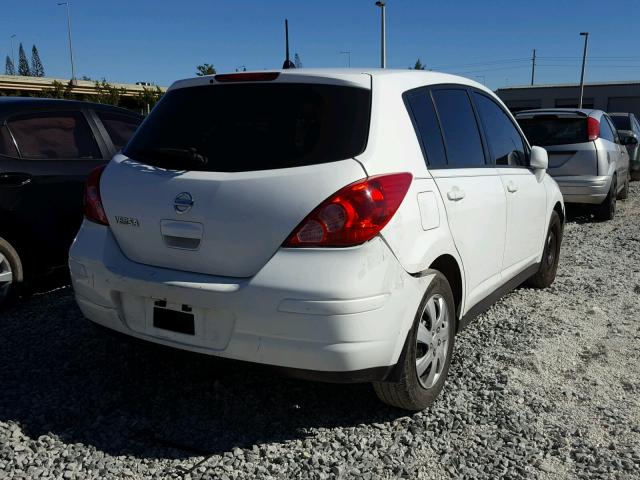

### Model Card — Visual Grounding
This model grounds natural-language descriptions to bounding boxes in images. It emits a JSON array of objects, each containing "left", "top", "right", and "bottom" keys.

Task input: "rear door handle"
[
  {"left": 506, "top": 181, "right": 519, "bottom": 193},
  {"left": 447, "top": 187, "right": 465, "bottom": 201},
  {"left": 0, "top": 172, "right": 32, "bottom": 186}
]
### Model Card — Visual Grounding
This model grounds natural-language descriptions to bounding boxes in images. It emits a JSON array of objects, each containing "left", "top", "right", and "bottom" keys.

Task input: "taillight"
[
  {"left": 283, "top": 173, "right": 413, "bottom": 248},
  {"left": 588, "top": 117, "right": 600, "bottom": 141},
  {"left": 84, "top": 165, "right": 109, "bottom": 225}
]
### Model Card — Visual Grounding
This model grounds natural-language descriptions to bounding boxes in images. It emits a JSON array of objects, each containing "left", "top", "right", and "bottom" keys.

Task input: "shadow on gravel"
[
  {"left": 0, "top": 289, "right": 402, "bottom": 460},
  {"left": 565, "top": 204, "right": 599, "bottom": 224}
]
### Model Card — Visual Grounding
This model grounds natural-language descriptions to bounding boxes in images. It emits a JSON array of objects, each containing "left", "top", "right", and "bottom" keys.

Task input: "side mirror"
[
  {"left": 530, "top": 146, "right": 548, "bottom": 171},
  {"left": 620, "top": 132, "right": 638, "bottom": 145}
]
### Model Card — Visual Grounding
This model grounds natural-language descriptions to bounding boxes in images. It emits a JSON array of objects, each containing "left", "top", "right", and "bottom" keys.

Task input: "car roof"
[
  {"left": 608, "top": 112, "right": 632, "bottom": 117},
  {"left": 0, "top": 97, "right": 142, "bottom": 117},
  {"left": 169, "top": 68, "right": 494, "bottom": 97}
]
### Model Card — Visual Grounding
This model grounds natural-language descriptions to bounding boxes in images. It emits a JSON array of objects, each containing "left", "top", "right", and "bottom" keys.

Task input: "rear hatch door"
[
  {"left": 100, "top": 73, "right": 372, "bottom": 278},
  {"left": 517, "top": 112, "right": 597, "bottom": 176}
]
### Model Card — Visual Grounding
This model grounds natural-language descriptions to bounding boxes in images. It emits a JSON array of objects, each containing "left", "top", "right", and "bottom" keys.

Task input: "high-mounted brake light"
[
  {"left": 283, "top": 173, "right": 413, "bottom": 248},
  {"left": 214, "top": 72, "right": 280, "bottom": 83},
  {"left": 84, "top": 165, "right": 109, "bottom": 225},
  {"left": 587, "top": 116, "right": 600, "bottom": 141}
]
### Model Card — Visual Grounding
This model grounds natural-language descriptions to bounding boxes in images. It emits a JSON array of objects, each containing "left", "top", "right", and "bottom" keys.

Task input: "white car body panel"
[{"left": 102, "top": 156, "right": 366, "bottom": 278}]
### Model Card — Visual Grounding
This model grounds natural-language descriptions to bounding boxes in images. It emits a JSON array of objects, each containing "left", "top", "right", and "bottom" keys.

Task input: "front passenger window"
[{"left": 473, "top": 92, "right": 527, "bottom": 167}]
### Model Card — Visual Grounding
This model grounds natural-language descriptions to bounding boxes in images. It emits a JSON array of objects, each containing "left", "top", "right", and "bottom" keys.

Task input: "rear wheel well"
[
  {"left": 553, "top": 202, "right": 564, "bottom": 225},
  {"left": 429, "top": 255, "right": 462, "bottom": 319}
]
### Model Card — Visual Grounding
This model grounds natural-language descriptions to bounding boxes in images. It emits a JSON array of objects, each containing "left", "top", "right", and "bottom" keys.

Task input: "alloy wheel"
[
  {"left": 545, "top": 229, "right": 557, "bottom": 269},
  {"left": 415, "top": 293, "right": 450, "bottom": 389},
  {"left": 0, "top": 252, "right": 13, "bottom": 299}
]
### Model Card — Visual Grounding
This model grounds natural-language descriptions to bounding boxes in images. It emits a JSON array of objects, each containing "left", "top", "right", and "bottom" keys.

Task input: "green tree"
[
  {"left": 294, "top": 53, "right": 302, "bottom": 68},
  {"left": 94, "top": 79, "right": 126, "bottom": 106},
  {"left": 411, "top": 58, "right": 426, "bottom": 70},
  {"left": 5, "top": 56, "right": 15, "bottom": 75},
  {"left": 196, "top": 63, "right": 216, "bottom": 76},
  {"left": 18, "top": 43, "right": 31, "bottom": 76},
  {"left": 135, "top": 85, "right": 164, "bottom": 115},
  {"left": 31, "top": 45, "right": 45, "bottom": 77},
  {"left": 42, "top": 80, "right": 74, "bottom": 99}
]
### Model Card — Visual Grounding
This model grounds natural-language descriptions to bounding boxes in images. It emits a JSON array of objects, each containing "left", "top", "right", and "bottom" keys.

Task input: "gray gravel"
[{"left": 1, "top": 184, "right": 640, "bottom": 480}]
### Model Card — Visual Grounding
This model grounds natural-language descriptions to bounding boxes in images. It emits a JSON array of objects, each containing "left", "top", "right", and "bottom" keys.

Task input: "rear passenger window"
[
  {"left": 432, "top": 89, "right": 485, "bottom": 168},
  {"left": 8, "top": 111, "right": 101, "bottom": 160},
  {"left": 96, "top": 111, "right": 141, "bottom": 151},
  {"left": 599, "top": 117, "right": 615, "bottom": 142},
  {"left": 404, "top": 88, "right": 447, "bottom": 168},
  {"left": 604, "top": 116, "right": 620, "bottom": 143},
  {"left": 473, "top": 92, "right": 527, "bottom": 167},
  {"left": 0, "top": 125, "right": 18, "bottom": 157}
]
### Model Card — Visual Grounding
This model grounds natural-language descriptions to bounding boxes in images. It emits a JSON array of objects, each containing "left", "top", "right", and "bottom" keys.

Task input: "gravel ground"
[{"left": 1, "top": 184, "right": 640, "bottom": 480}]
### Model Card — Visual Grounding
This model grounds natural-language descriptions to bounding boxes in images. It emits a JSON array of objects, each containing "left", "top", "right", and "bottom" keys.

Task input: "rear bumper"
[
  {"left": 553, "top": 175, "right": 611, "bottom": 204},
  {"left": 69, "top": 221, "right": 428, "bottom": 380}
]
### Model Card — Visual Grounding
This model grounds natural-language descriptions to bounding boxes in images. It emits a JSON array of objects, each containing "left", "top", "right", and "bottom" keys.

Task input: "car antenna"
[{"left": 282, "top": 19, "right": 295, "bottom": 69}]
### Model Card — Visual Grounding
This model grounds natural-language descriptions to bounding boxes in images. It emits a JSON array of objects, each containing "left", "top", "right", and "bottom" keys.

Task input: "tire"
[
  {"left": 618, "top": 174, "right": 630, "bottom": 200},
  {"left": 593, "top": 177, "right": 617, "bottom": 221},
  {"left": 373, "top": 271, "right": 455, "bottom": 411},
  {"left": 0, "top": 236, "right": 23, "bottom": 308},
  {"left": 526, "top": 211, "right": 562, "bottom": 289}
]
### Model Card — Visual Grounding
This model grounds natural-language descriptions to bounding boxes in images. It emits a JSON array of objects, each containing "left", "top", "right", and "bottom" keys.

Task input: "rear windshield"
[
  {"left": 517, "top": 116, "right": 588, "bottom": 146},
  {"left": 610, "top": 115, "right": 630, "bottom": 131},
  {"left": 123, "top": 83, "right": 371, "bottom": 172}
]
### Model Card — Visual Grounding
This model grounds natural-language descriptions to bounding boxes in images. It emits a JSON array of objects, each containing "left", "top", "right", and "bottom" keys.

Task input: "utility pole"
[
  {"left": 57, "top": 2, "right": 77, "bottom": 85},
  {"left": 375, "top": 1, "right": 386, "bottom": 68},
  {"left": 578, "top": 32, "right": 589, "bottom": 109},
  {"left": 531, "top": 49, "right": 536, "bottom": 86}
]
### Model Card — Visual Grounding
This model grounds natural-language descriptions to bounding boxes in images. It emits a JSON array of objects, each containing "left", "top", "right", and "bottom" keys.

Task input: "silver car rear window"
[{"left": 517, "top": 116, "right": 588, "bottom": 146}]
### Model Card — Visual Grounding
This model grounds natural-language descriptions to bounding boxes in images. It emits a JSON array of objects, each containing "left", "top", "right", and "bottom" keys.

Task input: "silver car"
[
  {"left": 609, "top": 112, "right": 640, "bottom": 180},
  {"left": 516, "top": 109, "right": 629, "bottom": 220}
]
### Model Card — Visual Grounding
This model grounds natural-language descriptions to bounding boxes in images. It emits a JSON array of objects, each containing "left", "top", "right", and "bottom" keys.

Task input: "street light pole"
[
  {"left": 578, "top": 32, "right": 589, "bottom": 109},
  {"left": 340, "top": 51, "right": 351, "bottom": 67},
  {"left": 375, "top": 1, "right": 386, "bottom": 68},
  {"left": 57, "top": 2, "right": 76, "bottom": 85},
  {"left": 10, "top": 34, "right": 16, "bottom": 71}
]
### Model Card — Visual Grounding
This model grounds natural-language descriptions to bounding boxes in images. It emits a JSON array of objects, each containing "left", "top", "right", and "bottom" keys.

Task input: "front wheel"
[
  {"left": 526, "top": 211, "right": 562, "bottom": 289},
  {"left": 373, "top": 271, "right": 455, "bottom": 411}
]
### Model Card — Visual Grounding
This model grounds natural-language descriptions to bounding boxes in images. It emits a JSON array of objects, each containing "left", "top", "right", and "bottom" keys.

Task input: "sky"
[{"left": 2, "top": 0, "right": 639, "bottom": 90}]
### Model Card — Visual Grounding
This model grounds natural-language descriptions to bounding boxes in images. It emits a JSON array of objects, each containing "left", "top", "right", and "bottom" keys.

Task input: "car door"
[
  {"left": 471, "top": 91, "right": 547, "bottom": 277},
  {"left": 602, "top": 114, "right": 628, "bottom": 183},
  {"left": 2, "top": 108, "right": 108, "bottom": 267},
  {"left": 424, "top": 87, "right": 507, "bottom": 311}
]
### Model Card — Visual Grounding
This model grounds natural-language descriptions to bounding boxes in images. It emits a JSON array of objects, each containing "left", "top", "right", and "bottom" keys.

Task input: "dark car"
[
  {"left": 609, "top": 112, "right": 640, "bottom": 180},
  {"left": 0, "top": 98, "right": 143, "bottom": 305}
]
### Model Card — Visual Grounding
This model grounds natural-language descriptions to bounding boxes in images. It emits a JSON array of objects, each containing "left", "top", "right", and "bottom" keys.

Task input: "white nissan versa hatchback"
[{"left": 70, "top": 70, "right": 564, "bottom": 411}]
